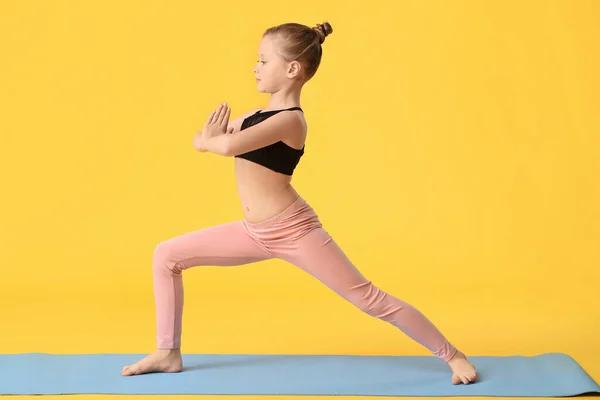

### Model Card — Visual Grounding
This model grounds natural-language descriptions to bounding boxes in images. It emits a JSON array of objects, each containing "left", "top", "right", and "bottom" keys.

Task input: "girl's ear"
[{"left": 288, "top": 61, "right": 302, "bottom": 77}]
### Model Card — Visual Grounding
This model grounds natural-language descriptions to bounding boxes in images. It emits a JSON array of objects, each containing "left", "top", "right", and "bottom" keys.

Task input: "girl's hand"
[
  {"left": 194, "top": 102, "right": 235, "bottom": 152},
  {"left": 202, "top": 103, "right": 234, "bottom": 140}
]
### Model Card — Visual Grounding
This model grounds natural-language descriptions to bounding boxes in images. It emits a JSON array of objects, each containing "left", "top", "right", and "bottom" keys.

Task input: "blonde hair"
[{"left": 263, "top": 22, "right": 333, "bottom": 81}]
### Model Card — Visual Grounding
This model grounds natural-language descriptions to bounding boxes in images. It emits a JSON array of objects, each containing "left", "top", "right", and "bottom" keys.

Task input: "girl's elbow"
[
  {"left": 222, "top": 139, "right": 246, "bottom": 157},
  {"left": 221, "top": 141, "right": 234, "bottom": 157}
]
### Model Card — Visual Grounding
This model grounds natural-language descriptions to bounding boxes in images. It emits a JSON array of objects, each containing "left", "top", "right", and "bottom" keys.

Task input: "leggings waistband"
[{"left": 244, "top": 195, "right": 307, "bottom": 229}]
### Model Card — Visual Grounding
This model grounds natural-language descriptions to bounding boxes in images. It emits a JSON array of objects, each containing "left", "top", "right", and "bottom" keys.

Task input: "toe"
[
  {"left": 452, "top": 374, "right": 461, "bottom": 385},
  {"left": 122, "top": 366, "right": 135, "bottom": 376}
]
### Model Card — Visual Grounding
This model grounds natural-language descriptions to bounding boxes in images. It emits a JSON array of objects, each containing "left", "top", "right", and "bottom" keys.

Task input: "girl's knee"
[
  {"left": 348, "top": 281, "right": 403, "bottom": 319},
  {"left": 153, "top": 242, "right": 183, "bottom": 274}
]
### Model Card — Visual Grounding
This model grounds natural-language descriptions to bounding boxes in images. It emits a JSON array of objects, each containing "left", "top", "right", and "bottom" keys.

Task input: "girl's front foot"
[{"left": 121, "top": 349, "right": 183, "bottom": 376}]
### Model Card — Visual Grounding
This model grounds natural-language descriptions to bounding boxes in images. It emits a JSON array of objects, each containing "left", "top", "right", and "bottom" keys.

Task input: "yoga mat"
[{"left": 1, "top": 352, "right": 599, "bottom": 397}]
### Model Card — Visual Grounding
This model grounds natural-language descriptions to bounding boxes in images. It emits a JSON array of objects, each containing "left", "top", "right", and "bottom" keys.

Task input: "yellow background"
[{"left": 1, "top": 0, "right": 599, "bottom": 399}]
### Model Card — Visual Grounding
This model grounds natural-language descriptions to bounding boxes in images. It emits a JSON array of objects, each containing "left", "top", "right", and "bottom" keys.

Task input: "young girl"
[{"left": 121, "top": 21, "right": 477, "bottom": 385}]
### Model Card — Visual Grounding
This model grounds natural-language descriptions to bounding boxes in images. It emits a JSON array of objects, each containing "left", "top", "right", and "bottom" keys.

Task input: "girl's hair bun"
[{"left": 313, "top": 22, "right": 333, "bottom": 44}]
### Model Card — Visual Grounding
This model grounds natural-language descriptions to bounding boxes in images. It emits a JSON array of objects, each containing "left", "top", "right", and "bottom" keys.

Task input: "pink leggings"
[{"left": 152, "top": 195, "right": 460, "bottom": 362}]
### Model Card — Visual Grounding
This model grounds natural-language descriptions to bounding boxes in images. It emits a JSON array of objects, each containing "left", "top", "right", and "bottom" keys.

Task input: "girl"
[{"left": 121, "top": 21, "right": 477, "bottom": 385}]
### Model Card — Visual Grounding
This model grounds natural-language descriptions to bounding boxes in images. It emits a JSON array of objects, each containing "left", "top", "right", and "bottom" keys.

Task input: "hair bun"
[{"left": 313, "top": 22, "right": 333, "bottom": 44}]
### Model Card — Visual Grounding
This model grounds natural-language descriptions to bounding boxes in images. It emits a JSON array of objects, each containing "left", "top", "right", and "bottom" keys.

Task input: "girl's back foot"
[{"left": 447, "top": 351, "right": 477, "bottom": 384}]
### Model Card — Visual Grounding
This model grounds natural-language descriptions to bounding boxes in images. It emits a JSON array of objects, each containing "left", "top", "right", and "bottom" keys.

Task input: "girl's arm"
[
  {"left": 193, "top": 107, "right": 260, "bottom": 154},
  {"left": 212, "top": 111, "right": 304, "bottom": 157}
]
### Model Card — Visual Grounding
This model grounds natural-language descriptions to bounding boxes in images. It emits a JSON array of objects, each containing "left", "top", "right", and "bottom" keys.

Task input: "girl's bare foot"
[
  {"left": 446, "top": 351, "right": 477, "bottom": 384},
  {"left": 121, "top": 349, "right": 183, "bottom": 376}
]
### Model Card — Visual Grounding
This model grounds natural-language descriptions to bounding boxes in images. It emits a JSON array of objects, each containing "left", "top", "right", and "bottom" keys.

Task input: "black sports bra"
[{"left": 235, "top": 107, "right": 304, "bottom": 176}]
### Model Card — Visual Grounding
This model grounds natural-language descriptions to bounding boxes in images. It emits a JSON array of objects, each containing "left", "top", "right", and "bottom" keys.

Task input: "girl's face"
[{"left": 253, "top": 35, "right": 301, "bottom": 92}]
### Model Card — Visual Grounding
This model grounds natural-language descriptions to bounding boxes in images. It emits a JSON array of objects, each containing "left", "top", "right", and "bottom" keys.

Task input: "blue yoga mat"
[{"left": 1, "top": 352, "right": 598, "bottom": 396}]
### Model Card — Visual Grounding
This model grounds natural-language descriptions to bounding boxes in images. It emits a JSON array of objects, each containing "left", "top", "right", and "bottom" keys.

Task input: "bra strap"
[{"left": 257, "top": 106, "right": 303, "bottom": 114}]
